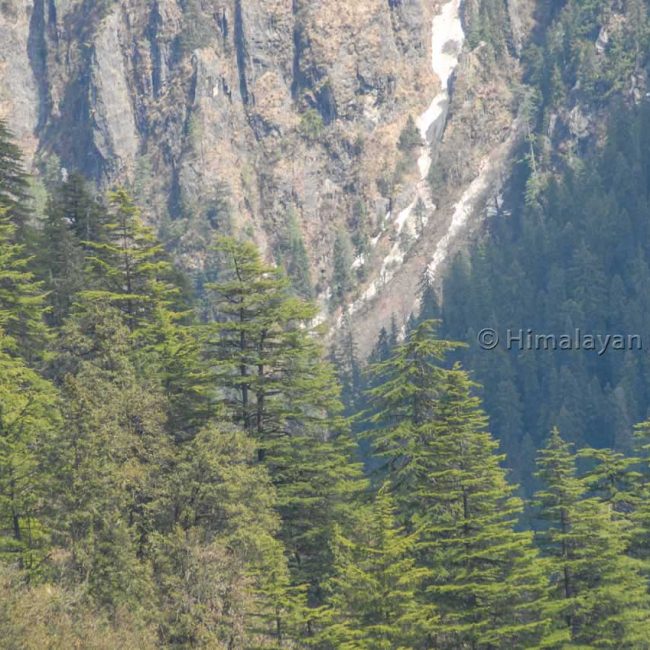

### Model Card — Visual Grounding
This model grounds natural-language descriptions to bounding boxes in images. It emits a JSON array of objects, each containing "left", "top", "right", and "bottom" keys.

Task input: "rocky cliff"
[{"left": 0, "top": 0, "right": 534, "bottom": 350}]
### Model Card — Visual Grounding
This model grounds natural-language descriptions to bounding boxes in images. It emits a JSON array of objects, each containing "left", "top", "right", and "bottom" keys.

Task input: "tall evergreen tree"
[
  {"left": 415, "top": 367, "right": 552, "bottom": 649},
  {"left": 365, "top": 320, "right": 460, "bottom": 505},
  {"left": 49, "top": 302, "right": 164, "bottom": 622},
  {"left": 205, "top": 236, "right": 368, "bottom": 620},
  {"left": 154, "top": 424, "right": 300, "bottom": 647},
  {"left": 0, "top": 330, "right": 59, "bottom": 574},
  {"left": 36, "top": 174, "right": 107, "bottom": 327},
  {"left": 534, "top": 429, "right": 650, "bottom": 647},
  {"left": 82, "top": 189, "right": 178, "bottom": 333},
  {"left": 0, "top": 208, "right": 49, "bottom": 359},
  {"left": 0, "top": 120, "right": 31, "bottom": 234},
  {"left": 317, "top": 485, "right": 427, "bottom": 649},
  {"left": 332, "top": 231, "right": 354, "bottom": 306}
]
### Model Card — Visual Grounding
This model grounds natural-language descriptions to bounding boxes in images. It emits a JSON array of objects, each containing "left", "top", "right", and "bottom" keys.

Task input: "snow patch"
[
  {"left": 345, "top": 0, "right": 465, "bottom": 319},
  {"left": 426, "top": 159, "right": 491, "bottom": 282}
]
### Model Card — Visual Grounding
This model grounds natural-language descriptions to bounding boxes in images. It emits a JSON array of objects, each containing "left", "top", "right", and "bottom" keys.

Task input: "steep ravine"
[
  {"left": 345, "top": 0, "right": 465, "bottom": 320},
  {"left": 343, "top": 0, "right": 529, "bottom": 352}
]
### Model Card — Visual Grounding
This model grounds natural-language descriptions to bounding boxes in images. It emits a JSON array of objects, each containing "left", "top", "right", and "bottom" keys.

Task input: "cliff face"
[{"left": 0, "top": 0, "right": 534, "bottom": 349}]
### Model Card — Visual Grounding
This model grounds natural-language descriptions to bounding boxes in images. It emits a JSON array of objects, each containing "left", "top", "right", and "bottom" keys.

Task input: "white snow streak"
[{"left": 348, "top": 0, "right": 465, "bottom": 316}]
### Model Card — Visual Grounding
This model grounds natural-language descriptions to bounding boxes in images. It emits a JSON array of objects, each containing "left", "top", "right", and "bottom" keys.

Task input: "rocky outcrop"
[
  {"left": 0, "top": 0, "right": 435, "bottom": 276},
  {"left": 0, "top": 0, "right": 40, "bottom": 160},
  {"left": 0, "top": 0, "right": 537, "bottom": 353}
]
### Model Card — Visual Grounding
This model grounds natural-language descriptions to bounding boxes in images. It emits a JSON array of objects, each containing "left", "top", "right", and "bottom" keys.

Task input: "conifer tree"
[
  {"left": 0, "top": 208, "right": 49, "bottom": 359},
  {"left": 534, "top": 429, "right": 650, "bottom": 647},
  {"left": 49, "top": 302, "right": 164, "bottom": 621},
  {"left": 317, "top": 485, "right": 427, "bottom": 649},
  {"left": 0, "top": 120, "right": 31, "bottom": 234},
  {"left": 205, "top": 236, "right": 368, "bottom": 617},
  {"left": 82, "top": 189, "right": 178, "bottom": 332},
  {"left": 0, "top": 330, "right": 59, "bottom": 574},
  {"left": 78, "top": 189, "right": 210, "bottom": 439},
  {"left": 365, "top": 320, "right": 460, "bottom": 507},
  {"left": 625, "top": 419, "right": 650, "bottom": 564},
  {"left": 332, "top": 311, "right": 362, "bottom": 414},
  {"left": 37, "top": 174, "right": 107, "bottom": 327},
  {"left": 332, "top": 230, "right": 354, "bottom": 306},
  {"left": 0, "top": 203, "right": 57, "bottom": 574},
  {"left": 39, "top": 193, "right": 85, "bottom": 327},
  {"left": 415, "top": 367, "right": 552, "bottom": 649},
  {"left": 154, "top": 424, "right": 301, "bottom": 647}
]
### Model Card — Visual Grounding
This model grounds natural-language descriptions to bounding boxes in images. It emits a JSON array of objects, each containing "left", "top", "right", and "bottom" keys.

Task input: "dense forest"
[
  {"left": 330, "top": 0, "right": 650, "bottom": 496},
  {"left": 4, "top": 1, "right": 650, "bottom": 647},
  {"left": 4, "top": 105, "right": 650, "bottom": 648}
]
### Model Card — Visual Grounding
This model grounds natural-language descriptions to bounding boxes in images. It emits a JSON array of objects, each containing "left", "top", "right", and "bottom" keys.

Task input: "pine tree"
[
  {"left": 205, "top": 236, "right": 368, "bottom": 620},
  {"left": 0, "top": 205, "right": 57, "bottom": 573},
  {"left": 60, "top": 172, "right": 109, "bottom": 246},
  {"left": 534, "top": 429, "right": 650, "bottom": 647},
  {"left": 415, "top": 367, "right": 552, "bottom": 649},
  {"left": 280, "top": 210, "right": 313, "bottom": 300},
  {"left": 77, "top": 189, "right": 210, "bottom": 439},
  {"left": 365, "top": 320, "right": 460, "bottom": 506},
  {"left": 82, "top": 188, "right": 178, "bottom": 332},
  {"left": 0, "top": 120, "right": 31, "bottom": 234},
  {"left": 317, "top": 484, "right": 427, "bottom": 649},
  {"left": 332, "top": 310, "right": 362, "bottom": 414},
  {"left": 37, "top": 173, "right": 108, "bottom": 327},
  {"left": 626, "top": 419, "right": 650, "bottom": 564},
  {"left": 154, "top": 424, "right": 301, "bottom": 647},
  {"left": 398, "top": 115, "right": 423, "bottom": 151},
  {"left": 49, "top": 302, "right": 165, "bottom": 622},
  {"left": 38, "top": 192, "right": 85, "bottom": 327},
  {"left": 0, "top": 329, "right": 60, "bottom": 574},
  {"left": 0, "top": 208, "right": 49, "bottom": 359},
  {"left": 332, "top": 231, "right": 354, "bottom": 306}
]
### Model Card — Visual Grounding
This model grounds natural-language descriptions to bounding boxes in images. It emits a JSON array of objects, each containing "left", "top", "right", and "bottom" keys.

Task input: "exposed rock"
[
  {"left": 90, "top": 6, "right": 139, "bottom": 178},
  {"left": 0, "top": 0, "right": 39, "bottom": 159},
  {"left": 1, "top": 0, "right": 533, "bottom": 354},
  {"left": 566, "top": 105, "right": 591, "bottom": 140}
]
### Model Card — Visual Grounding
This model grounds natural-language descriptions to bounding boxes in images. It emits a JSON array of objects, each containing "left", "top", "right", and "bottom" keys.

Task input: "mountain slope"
[{"left": 0, "top": 0, "right": 536, "bottom": 346}]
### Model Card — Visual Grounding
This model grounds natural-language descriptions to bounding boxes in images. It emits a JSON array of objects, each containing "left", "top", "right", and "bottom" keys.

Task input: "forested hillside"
[
  {"left": 6, "top": 0, "right": 650, "bottom": 647},
  {"left": 4, "top": 110, "right": 650, "bottom": 647},
  {"left": 335, "top": 0, "right": 650, "bottom": 494},
  {"left": 428, "top": 0, "right": 650, "bottom": 491}
]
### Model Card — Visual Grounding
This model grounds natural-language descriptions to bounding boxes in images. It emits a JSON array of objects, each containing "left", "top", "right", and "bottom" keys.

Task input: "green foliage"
[
  {"left": 0, "top": 120, "right": 31, "bottom": 233},
  {"left": 154, "top": 425, "right": 300, "bottom": 647},
  {"left": 36, "top": 173, "right": 104, "bottom": 327},
  {"left": 367, "top": 340, "right": 553, "bottom": 648},
  {"left": 438, "top": 101, "right": 650, "bottom": 490},
  {"left": 0, "top": 564, "right": 157, "bottom": 649},
  {"left": 3, "top": 115, "right": 650, "bottom": 649},
  {"left": 365, "top": 320, "right": 461, "bottom": 493},
  {"left": 205, "top": 236, "right": 368, "bottom": 624},
  {"left": 397, "top": 116, "right": 423, "bottom": 152},
  {"left": 0, "top": 331, "right": 59, "bottom": 574},
  {"left": 534, "top": 429, "right": 650, "bottom": 647},
  {"left": 414, "top": 368, "right": 552, "bottom": 649},
  {"left": 82, "top": 188, "right": 179, "bottom": 332},
  {"left": 276, "top": 210, "right": 314, "bottom": 299},
  {"left": 316, "top": 485, "right": 425, "bottom": 649},
  {"left": 299, "top": 109, "right": 325, "bottom": 141},
  {"left": 0, "top": 209, "right": 48, "bottom": 358},
  {"left": 331, "top": 230, "right": 354, "bottom": 307},
  {"left": 465, "top": 0, "right": 511, "bottom": 56}
]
